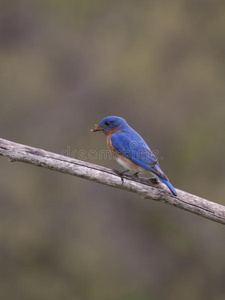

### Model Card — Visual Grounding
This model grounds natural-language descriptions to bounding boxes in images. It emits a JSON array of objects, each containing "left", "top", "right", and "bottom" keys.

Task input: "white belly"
[
  {"left": 115, "top": 157, "right": 158, "bottom": 178},
  {"left": 115, "top": 157, "right": 145, "bottom": 173}
]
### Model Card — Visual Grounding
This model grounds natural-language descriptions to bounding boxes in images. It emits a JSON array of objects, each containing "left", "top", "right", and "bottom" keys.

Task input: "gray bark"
[{"left": 0, "top": 138, "right": 224, "bottom": 225}]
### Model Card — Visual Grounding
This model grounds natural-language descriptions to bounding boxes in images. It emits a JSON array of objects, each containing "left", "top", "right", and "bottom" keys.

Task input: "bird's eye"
[{"left": 105, "top": 121, "right": 111, "bottom": 126}]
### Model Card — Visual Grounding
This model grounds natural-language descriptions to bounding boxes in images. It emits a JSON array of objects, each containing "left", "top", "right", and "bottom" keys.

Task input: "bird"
[{"left": 91, "top": 116, "right": 177, "bottom": 196}]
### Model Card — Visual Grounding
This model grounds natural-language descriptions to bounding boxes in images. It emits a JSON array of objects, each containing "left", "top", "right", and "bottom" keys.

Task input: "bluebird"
[{"left": 91, "top": 116, "right": 177, "bottom": 196}]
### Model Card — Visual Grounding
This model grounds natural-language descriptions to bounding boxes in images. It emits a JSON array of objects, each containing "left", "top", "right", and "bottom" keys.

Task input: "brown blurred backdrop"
[{"left": 0, "top": 1, "right": 225, "bottom": 299}]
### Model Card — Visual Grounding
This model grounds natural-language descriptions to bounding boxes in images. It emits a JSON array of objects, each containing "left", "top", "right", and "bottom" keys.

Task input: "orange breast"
[{"left": 106, "top": 131, "right": 118, "bottom": 157}]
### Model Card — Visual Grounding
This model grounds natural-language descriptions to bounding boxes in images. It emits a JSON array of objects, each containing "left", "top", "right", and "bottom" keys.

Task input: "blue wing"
[
  {"left": 111, "top": 131, "right": 166, "bottom": 177},
  {"left": 111, "top": 131, "right": 177, "bottom": 196},
  {"left": 111, "top": 131, "right": 156, "bottom": 165}
]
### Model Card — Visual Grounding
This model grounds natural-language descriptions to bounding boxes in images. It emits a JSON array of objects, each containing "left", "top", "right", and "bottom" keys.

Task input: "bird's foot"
[
  {"left": 113, "top": 169, "right": 129, "bottom": 184},
  {"left": 148, "top": 177, "right": 158, "bottom": 184}
]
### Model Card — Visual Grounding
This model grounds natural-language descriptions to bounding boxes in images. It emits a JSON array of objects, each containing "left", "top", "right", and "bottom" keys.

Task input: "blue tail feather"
[{"left": 158, "top": 176, "right": 177, "bottom": 196}]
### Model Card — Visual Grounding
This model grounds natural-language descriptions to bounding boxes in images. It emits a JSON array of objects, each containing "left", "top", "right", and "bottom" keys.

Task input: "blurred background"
[{"left": 0, "top": 0, "right": 225, "bottom": 299}]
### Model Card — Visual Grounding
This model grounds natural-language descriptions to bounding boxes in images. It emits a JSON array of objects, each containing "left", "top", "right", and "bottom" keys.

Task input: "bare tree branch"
[{"left": 0, "top": 138, "right": 224, "bottom": 225}]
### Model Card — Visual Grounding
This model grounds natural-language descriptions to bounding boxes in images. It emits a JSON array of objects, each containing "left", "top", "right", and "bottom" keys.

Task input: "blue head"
[{"left": 91, "top": 116, "right": 128, "bottom": 134}]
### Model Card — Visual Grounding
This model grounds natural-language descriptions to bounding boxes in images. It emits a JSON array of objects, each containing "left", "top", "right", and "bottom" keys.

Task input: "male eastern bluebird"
[{"left": 91, "top": 116, "right": 177, "bottom": 196}]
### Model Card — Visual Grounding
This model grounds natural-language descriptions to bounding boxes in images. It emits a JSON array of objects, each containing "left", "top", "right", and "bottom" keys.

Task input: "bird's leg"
[
  {"left": 113, "top": 169, "right": 129, "bottom": 176},
  {"left": 131, "top": 172, "right": 139, "bottom": 178},
  {"left": 113, "top": 169, "right": 129, "bottom": 184}
]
